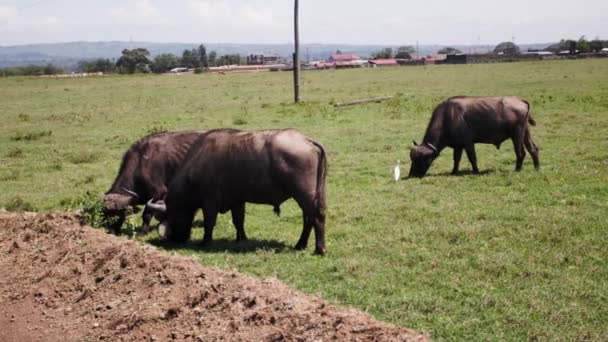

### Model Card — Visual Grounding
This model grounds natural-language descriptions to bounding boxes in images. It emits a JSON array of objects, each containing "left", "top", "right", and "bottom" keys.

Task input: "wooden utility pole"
[{"left": 293, "top": 0, "right": 301, "bottom": 103}]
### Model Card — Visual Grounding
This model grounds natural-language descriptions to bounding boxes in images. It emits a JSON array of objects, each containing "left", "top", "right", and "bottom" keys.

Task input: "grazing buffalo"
[
  {"left": 147, "top": 129, "right": 328, "bottom": 255},
  {"left": 102, "top": 130, "right": 204, "bottom": 235},
  {"left": 409, "top": 96, "right": 540, "bottom": 177}
]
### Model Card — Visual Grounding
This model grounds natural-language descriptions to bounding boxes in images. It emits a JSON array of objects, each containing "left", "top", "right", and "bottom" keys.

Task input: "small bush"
[
  {"left": 65, "top": 192, "right": 137, "bottom": 234},
  {"left": 4, "top": 196, "right": 35, "bottom": 212},
  {"left": 18, "top": 113, "right": 30, "bottom": 122},
  {"left": 64, "top": 191, "right": 106, "bottom": 228}
]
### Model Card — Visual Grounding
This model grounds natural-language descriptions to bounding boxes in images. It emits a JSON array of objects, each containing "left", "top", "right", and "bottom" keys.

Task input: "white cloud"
[
  {"left": 186, "top": 0, "right": 283, "bottom": 29},
  {"left": 110, "top": 0, "right": 168, "bottom": 25},
  {"left": 0, "top": 5, "right": 62, "bottom": 35},
  {"left": 0, "top": 5, "right": 17, "bottom": 20}
]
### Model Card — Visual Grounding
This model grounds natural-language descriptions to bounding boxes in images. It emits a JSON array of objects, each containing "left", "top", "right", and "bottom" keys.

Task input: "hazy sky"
[{"left": 0, "top": 0, "right": 606, "bottom": 46}]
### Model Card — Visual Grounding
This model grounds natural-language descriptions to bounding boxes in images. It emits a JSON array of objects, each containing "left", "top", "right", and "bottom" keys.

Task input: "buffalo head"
[
  {"left": 146, "top": 199, "right": 193, "bottom": 242},
  {"left": 408, "top": 141, "right": 439, "bottom": 177},
  {"left": 102, "top": 193, "right": 137, "bottom": 235}
]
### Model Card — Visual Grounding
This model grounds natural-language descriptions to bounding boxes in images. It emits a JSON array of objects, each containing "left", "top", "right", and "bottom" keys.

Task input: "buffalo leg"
[
  {"left": 464, "top": 144, "right": 480, "bottom": 173},
  {"left": 524, "top": 128, "right": 540, "bottom": 170},
  {"left": 107, "top": 214, "right": 125, "bottom": 235},
  {"left": 452, "top": 147, "right": 463, "bottom": 174},
  {"left": 231, "top": 203, "right": 248, "bottom": 243},
  {"left": 311, "top": 211, "right": 326, "bottom": 256},
  {"left": 201, "top": 207, "right": 218, "bottom": 246},
  {"left": 295, "top": 214, "right": 312, "bottom": 251},
  {"left": 294, "top": 196, "right": 326, "bottom": 255},
  {"left": 512, "top": 132, "right": 526, "bottom": 171},
  {"left": 137, "top": 205, "right": 154, "bottom": 236}
]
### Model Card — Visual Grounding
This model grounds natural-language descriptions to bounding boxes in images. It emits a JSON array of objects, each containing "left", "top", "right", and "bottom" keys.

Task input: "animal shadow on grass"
[
  {"left": 148, "top": 235, "right": 289, "bottom": 254},
  {"left": 406, "top": 169, "right": 495, "bottom": 179}
]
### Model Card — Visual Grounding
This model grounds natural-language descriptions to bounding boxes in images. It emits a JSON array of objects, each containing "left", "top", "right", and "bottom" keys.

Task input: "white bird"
[{"left": 393, "top": 160, "right": 401, "bottom": 181}]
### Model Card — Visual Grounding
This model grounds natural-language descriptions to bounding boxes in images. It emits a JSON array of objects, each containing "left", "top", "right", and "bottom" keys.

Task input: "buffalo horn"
[
  {"left": 146, "top": 199, "right": 167, "bottom": 213},
  {"left": 121, "top": 187, "right": 139, "bottom": 198},
  {"left": 412, "top": 140, "right": 419, "bottom": 146},
  {"left": 427, "top": 143, "right": 438, "bottom": 154}
]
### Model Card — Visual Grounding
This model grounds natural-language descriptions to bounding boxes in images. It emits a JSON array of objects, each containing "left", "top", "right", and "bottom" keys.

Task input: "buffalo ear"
[{"left": 412, "top": 140, "right": 419, "bottom": 146}]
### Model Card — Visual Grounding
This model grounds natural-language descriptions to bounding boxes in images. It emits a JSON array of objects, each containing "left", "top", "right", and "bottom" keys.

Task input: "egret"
[{"left": 393, "top": 160, "right": 401, "bottom": 181}]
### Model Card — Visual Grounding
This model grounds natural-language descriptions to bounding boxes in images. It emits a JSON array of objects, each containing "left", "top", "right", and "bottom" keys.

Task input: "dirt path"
[{"left": 0, "top": 212, "right": 427, "bottom": 341}]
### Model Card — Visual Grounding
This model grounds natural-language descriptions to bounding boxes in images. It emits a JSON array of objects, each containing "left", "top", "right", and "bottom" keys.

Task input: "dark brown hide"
[
  {"left": 161, "top": 129, "right": 328, "bottom": 255},
  {"left": 103, "top": 130, "right": 204, "bottom": 234},
  {"left": 409, "top": 96, "right": 539, "bottom": 177}
]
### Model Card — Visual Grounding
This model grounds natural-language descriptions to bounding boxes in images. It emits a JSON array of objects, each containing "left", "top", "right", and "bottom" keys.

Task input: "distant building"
[
  {"left": 444, "top": 54, "right": 467, "bottom": 64},
  {"left": 246, "top": 54, "right": 282, "bottom": 65},
  {"left": 369, "top": 59, "right": 399, "bottom": 67},
  {"left": 327, "top": 53, "right": 366, "bottom": 68},
  {"left": 328, "top": 54, "right": 361, "bottom": 62}
]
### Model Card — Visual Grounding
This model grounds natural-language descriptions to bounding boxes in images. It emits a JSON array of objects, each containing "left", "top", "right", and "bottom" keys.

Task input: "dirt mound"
[{"left": 0, "top": 212, "right": 427, "bottom": 341}]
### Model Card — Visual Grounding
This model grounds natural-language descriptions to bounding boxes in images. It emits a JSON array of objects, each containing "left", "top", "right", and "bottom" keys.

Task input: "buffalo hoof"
[
  {"left": 294, "top": 243, "right": 307, "bottom": 251},
  {"left": 158, "top": 223, "right": 168, "bottom": 239},
  {"left": 235, "top": 236, "right": 248, "bottom": 243},
  {"left": 200, "top": 238, "right": 213, "bottom": 246},
  {"left": 314, "top": 247, "right": 326, "bottom": 256}
]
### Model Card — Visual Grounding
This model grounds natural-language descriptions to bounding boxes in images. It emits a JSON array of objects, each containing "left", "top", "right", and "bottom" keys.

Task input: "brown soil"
[{"left": 0, "top": 211, "right": 427, "bottom": 341}]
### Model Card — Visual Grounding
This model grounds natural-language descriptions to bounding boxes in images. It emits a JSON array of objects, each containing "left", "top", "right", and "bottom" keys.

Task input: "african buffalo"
[
  {"left": 409, "top": 96, "right": 540, "bottom": 177},
  {"left": 103, "top": 130, "right": 204, "bottom": 235},
  {"left": 147, "top": 129, "right": 328, "bottom": 255}
]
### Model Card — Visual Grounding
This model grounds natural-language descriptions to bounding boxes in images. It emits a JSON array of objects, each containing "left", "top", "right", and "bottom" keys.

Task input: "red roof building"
[
  {"left": 328, "top": 54, "right": 361, "bottom": 62},
  {"left": 369, "top": 59, "right": 399, "bottom": 67}
]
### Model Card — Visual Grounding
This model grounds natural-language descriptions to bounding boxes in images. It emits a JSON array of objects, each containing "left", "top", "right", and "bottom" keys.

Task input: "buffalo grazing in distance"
[{"left": 409, "top": 96, "right": 540, "bottom": 177}]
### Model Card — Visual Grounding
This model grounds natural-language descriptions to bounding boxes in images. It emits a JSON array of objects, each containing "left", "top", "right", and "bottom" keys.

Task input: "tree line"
[{"left": 89, "top": 44, "right": 244, "bottom": 74}]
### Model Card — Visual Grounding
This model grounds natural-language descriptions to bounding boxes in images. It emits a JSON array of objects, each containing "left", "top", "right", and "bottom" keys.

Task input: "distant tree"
[
  {"left": 335, "top": 49, "right": 343, "bottom": 55},
  {"left": 493, "top": 42, "right": 520, "bottom": 54},
  {"left": 182, "top": 49, "right": 202, "bottom": 68},
  {"left": 116, "top": 48, "right": 152, "bottom": 74},
  {"left": 567, "top": 40, "right": 577, "bottom": 54},
  {"left": 371, "top": 48, "right": 393, "bottom": 59},
  {"left": 395, "top": 46, "right": 415, "bottom": 59},
  {"left": 546, "top": 39, "right": 577, "bottom": 54},
  {"left": 208, "top": 50, "right": 217, "bottom": 67},
  {"left": 437, "top": 47, "right": 462, "bottom": 55},
  {"left": 576, "top": 36, "right": 590, "bottom": 53},
  {"left": 152, "top": 54, "right": 180, "bottom": 73},
  {"left": 198, "top": 44, "right": 208, "bottom": 68},
  {"left": 589, "top": 39, "right": 605, "bottom": 52},
  {"left": 78, "top": 58, "right": 115, "bottom": 73},
  {"left": 0, "top": 64, "right": 64, "bottom": 77},
  {"left": 215, "top": 54, "right": 242, "bottom": 66}
]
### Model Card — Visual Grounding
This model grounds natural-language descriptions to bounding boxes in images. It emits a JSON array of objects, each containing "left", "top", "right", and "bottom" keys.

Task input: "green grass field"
[{"left": 1, "top": 59, "right": 607, "bottom": 340}]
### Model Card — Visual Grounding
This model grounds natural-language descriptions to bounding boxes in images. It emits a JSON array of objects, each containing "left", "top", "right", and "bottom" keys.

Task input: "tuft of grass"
[
  {"left": 146, "top": 124, "right": 169, "bottom": 135},
  {"left": 6, "top": 147, "right": 23, "bottom": 158},
  {"left": 66, "top": 151, "right": 99, "bottom": 164},
  {"left": 4, "top": 196, "right": 35, "bottom": 212},
  {"left": 0, "top": 170, "right": 20, "bottom": 181},
  {"left": 10, "top": 130, "right": 52, "bottom": 141},
  {"left": 232, "top": 117, "right": 248, "bottom": 125}
]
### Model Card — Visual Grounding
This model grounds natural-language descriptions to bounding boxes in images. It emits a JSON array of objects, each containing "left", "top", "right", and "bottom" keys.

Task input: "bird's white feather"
[{"left": 393, "top": 160, "right": 401, "bottom": 181}]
